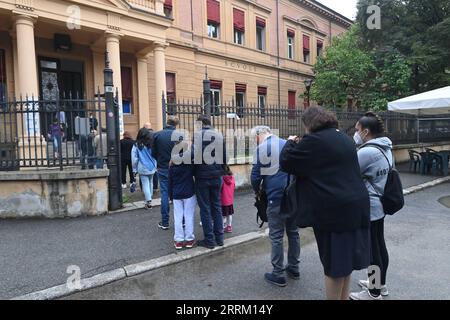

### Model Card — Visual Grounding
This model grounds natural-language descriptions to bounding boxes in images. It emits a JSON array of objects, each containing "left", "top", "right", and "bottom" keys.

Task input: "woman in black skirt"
[{"left": 280, "top": 106, "right": 371, "bottom": 300}]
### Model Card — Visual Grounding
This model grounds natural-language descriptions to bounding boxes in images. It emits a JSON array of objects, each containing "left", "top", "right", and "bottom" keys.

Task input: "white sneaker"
[
  {"left": 122, "top": 184, "right": 127, "bottom": 189},
  {"left": 350, "top": 289, "right": 383, "bottom": 300},
  {"left": 359, "top": 280, "right": 389, "bottom": 296}
]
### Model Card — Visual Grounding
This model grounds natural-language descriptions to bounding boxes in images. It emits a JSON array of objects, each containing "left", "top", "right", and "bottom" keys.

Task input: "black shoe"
[
  {"left": 197, "top": 240, "right": 215, "bottom": 250},
  {"left": 264, "top": 273, "right": 287, "bottom": 287},
  {"left": 216, "top": 240, "right": 224, "bottom": 247},
  {"left": 158, "top": 222, "right": 169, "bottom": 230},
  {"left": 285, "top": 269, "right": 300, "bottom": 280}
]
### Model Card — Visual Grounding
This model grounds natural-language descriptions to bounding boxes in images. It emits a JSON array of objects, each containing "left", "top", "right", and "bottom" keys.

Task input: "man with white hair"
[{"left": 251, "top": 126, "right": 300, "bottom": 287}]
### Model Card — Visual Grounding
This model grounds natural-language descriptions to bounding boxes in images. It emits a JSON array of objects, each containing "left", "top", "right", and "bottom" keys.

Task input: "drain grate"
[{"left": 438, "top": 196, "right": 450, "bottom": 209}]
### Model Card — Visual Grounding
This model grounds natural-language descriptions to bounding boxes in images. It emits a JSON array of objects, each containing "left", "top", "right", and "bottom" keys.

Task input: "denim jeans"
[
  {"left": 157, "top": 168, "right": 170, "bottom": 226},
  {"left": 267, "top": 205, "right": 300, "bottom": 277},
  {"left": 195, "top": 177, "right": 224, "bottom": 245},
  {"left": 173, "top": 195, "right": 197, "bottom": 242},
  {"left": 96, "top": 158, "right": 105, "bottom": 169},
  {"left": 140, "top": 174, "right": 154, "bottom": 203}
]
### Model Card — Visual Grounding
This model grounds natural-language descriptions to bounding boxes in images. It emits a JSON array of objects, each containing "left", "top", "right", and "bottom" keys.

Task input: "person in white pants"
[
  {"left": 169, "top": 144, "right": 197, "bottom": 250},
  {"left": 173, "top": 195, "right": 197, "bottom": 249}
]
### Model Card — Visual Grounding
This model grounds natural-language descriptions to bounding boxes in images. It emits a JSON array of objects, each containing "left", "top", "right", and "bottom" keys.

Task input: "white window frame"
[
  {"left": 303, "top": 50, "right": 310, "bottom": 64},
  {"left": 287, "top": 36, "right": 294, "bottom": 59},
  {"left": 256, "top": 25, "right": 265, "bottom": 51},
  {"left": 234, "top": 29, "right": 245, "bottom": 45},
  {"left": 258, "top": 94, "right": 266, "bottom": 117},
  {"left": 208, "top": 23, "right": 220, "bottom": 39}
]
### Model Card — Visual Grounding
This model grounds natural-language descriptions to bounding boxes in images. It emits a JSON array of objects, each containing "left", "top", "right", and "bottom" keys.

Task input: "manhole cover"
[{"left": 438, "top": 196, "right": 450, "bottom": 209}]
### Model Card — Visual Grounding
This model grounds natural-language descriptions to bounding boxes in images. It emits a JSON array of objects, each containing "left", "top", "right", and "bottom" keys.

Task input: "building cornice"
[
  {"left": 283, "top": 15, "right": 328, "bottom": 37},
  {"left": 288, "top": 0, "right": 353, "bottom": 28}
]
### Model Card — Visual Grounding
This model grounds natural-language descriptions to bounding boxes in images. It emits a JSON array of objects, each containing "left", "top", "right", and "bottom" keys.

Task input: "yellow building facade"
[{"left": 0, "top": 0, "right": 351, "bottom": 137}]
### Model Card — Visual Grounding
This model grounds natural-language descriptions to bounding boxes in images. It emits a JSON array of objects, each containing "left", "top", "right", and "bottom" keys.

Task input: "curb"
[
  {"left": 12, "top": 229, "right": 270, "bottom": 300},
  {"left": 12, "top": 177, "right": 448, "bottom": 300},
  {"left": 403, "top": 176, "right": 450, "bottom": 196},
  {"left": 115, "top": 177, "right": 450, "bottom": 214}
]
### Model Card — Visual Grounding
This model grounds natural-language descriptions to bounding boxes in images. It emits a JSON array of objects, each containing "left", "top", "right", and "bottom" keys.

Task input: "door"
[{"left": 39, "top": 58, "right": 60, "bottom": 139}]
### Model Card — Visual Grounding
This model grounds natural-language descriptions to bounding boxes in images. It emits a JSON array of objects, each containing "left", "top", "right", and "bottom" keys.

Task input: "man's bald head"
[{"left": 144, "top": 122, "right": 152, "bottom": 130}]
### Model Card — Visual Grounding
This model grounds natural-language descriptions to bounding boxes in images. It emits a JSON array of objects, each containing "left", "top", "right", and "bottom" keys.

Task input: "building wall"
[{"left": 163, "top": 0, "right": 350, "bottom": 109}]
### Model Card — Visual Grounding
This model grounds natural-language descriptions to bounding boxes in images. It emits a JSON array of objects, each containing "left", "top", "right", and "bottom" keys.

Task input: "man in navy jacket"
[
  {"left": 153, "top": 117, "right": 180, "bottom": 230},
  {"left": 251, "top": 126, "right": 300, "bottom": 287},
  {"left": 193, "top": 115, "right": 227, "bottom": 249}
]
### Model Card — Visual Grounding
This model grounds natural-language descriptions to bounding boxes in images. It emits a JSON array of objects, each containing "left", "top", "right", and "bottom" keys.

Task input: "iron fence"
[
  {"left": 164, "top": 97, "right": 450, "bottom": 160},
  {"left": 0, "top": 93, "right": 108, "bottom": 171}
]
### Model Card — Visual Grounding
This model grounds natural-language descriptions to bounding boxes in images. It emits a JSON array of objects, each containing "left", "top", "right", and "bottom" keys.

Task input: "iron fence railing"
[
  {"left": 0, "top": 93, "right": 108, "bottom": 171},
  {"left": 164, "top": 97, "right": 450, "bottom": 160}
]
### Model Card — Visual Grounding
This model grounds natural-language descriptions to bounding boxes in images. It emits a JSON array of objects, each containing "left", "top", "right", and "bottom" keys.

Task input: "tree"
[
  {"left": 356, "top": 0, "right": 450, "bottom": 93},
  {"left": 310, "top": 26, "right": 375, "bottom": 109}
]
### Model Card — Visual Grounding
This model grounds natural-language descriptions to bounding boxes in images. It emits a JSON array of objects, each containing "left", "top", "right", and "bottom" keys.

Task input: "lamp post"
[
  {"left": 203, "top": 66, "right": 211, "bottom": 120},
  {"left": 104, "top": 51, "right": 122, "bottom": 211},
  {"left": 304, "top": 78, "right": 313, "bottom": 108}
]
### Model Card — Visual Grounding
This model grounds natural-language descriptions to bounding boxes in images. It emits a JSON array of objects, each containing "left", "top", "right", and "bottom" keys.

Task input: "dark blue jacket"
[
  {"left": 251, "top": 135, "right": 289, "bottom": 207},
  {"left": 169, "top": 163, "right": 195, "bottom": 200},
  {"left": 192, "top": 126, "right": 227, "bottom": 179},
  {"left": 153, "top": 126, "right": 178, "bottom": 169}
]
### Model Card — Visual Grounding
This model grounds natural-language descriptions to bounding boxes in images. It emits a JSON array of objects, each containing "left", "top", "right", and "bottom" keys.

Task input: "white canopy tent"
[
  {"left": 388, "top": 86, "right": 450, "bottom": 115},
  {"left": 388, "top": 86, "right": 450, "bottom": 143}
]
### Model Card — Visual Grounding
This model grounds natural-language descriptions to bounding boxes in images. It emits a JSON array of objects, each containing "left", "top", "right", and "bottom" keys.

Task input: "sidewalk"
[{"left": 0, "top": 170, "right": 446, "bottom": 299}]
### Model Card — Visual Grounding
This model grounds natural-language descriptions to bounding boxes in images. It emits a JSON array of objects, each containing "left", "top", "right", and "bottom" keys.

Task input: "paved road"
[
  {"left": 0, "top": 169, "right": 445, "bottom": 299},
  {"left": 0, "top": 190, "right": 260, "bottom": 299},
  {"left": 66, "top": 182, "right": 450, "bottom": 300}
]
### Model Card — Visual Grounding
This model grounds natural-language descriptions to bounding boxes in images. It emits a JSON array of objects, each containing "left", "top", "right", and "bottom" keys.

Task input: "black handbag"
[
  {"left": 280, "top": 176, "right": 314, "bottom": 228},
  {"left": 254, "top": 191, "right": 268, "bottom": 228}
]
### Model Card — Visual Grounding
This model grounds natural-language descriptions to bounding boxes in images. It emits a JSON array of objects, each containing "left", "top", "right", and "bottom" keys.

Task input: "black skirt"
[
  {"left": 222, "top": 205, "right": 234, "bottom": 217},
  {"left": 314, "top": 227, "right": 371, "bottom": 278}
]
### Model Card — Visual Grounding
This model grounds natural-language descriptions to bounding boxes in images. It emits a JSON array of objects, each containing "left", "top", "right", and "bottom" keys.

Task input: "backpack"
[
  {"left": 254, "top": 191, "right": 268, "bottom": 228},
  {"left": 364, "top": 144, "right": 404, "bottom": 215}
]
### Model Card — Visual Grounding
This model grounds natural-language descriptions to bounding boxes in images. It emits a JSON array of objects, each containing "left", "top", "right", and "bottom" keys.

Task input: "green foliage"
[{"left": 311, "top": 0, "right": 449, "bottom": 110}]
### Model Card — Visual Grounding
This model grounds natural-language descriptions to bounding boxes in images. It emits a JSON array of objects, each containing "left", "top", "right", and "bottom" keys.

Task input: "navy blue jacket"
[
  {"left": 192, "top": 126, "right": 227, "bottom": 179},
  {"left": 169, "top": 163, "right": 195, "bottom": 200},
  {"left": 251, "top": 135, "right": 289, "bottom": 207},
  {"left": 153, "top": 126, "right": 178, "bottom": 169}
]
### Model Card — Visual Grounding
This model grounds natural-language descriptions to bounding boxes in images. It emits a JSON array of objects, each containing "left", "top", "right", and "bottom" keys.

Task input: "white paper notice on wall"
[
  {"left": 24, "top": 98, "right": 40, "bottom": 136},
  {"left": 226, "top": 113, "right": 240, "bottom": 120}
]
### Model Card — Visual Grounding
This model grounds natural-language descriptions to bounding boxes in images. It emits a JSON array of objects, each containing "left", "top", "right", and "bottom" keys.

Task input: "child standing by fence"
[
  {"left": 221, "top": 165, "right": 236, "bottom": 233},
  {"left": 169, "top": 142, "right": 197, "bottom": 250}
]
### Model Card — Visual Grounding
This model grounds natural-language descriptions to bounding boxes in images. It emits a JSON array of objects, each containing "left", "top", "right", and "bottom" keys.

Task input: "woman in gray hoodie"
[{"left": 350, "top": 112, "right": 393, "bottom": 300}]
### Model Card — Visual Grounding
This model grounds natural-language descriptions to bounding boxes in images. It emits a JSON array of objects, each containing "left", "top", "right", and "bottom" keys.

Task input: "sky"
[{"left": 316, "top": 0, "right": 358, "bottom": 20}]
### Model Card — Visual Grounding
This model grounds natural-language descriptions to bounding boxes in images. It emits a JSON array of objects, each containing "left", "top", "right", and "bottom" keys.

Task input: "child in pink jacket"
[{"left": 221, "top": 165, "right": 236, "bottom": 233}]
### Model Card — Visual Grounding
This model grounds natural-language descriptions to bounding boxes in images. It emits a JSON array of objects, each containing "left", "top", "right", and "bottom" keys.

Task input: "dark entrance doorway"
[{"left": 38, "top": 57, "right": 85, "bottom": 141}]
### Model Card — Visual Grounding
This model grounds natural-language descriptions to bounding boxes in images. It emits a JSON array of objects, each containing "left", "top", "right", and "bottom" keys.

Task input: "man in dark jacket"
[
  {"left": 193, "top": 115, "right": 227, "bottom": 249},
  {"left": 120, "top": 131, "right": 135, "bottom": 188},
  {"left": 251, "top": 126, "right": 299, "bottom": 288},
  {"left": 152, "top": 117, "right": 180, "bottom": 230}
]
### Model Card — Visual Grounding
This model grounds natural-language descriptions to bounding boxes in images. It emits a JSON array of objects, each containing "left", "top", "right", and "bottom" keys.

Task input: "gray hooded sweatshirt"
[{"left": 357, "top": 137, "right": 394, "bottom": 221}]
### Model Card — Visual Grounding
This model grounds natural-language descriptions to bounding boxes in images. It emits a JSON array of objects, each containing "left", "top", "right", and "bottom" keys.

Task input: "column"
[
  {"left": 14, "top": 14, "right": 38, "bottom": 97},
  {"left": 105, "top": 33, "right": 123, "bottom": 134},
  {"left": 137, "top": 54, "right": 150, "bottom": 128},
  {"left": 153, "top": 42, "right": 167, "bottom": 131}
]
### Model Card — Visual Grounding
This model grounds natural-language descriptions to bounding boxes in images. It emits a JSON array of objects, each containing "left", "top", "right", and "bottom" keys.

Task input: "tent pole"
[{"left": 417, "top": 109, "right": 421, "bottom": 146}]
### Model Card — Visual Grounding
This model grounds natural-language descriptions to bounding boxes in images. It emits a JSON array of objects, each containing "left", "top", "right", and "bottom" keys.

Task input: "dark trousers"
[
  {"left": 369, "top": 218, "right": 389, "bottom": 296},
  {"left": 121, "top": 159, "right": 135, "bottom": 184},
  {"left": 196, "top": 177, "right": 224, "bottom": 246}
]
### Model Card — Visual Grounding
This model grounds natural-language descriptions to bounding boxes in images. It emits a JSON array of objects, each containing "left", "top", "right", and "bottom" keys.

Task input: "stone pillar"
[
  {"left": 105, "top": 33, "right": 123, "bottom": 134},
  {"left": 137, "top": 54, "right": 150, "bottom": 128},
  {"left": 14, "top": 14, "right": 38, "bottom": 97},
  {"left": 153, "top": 42, "right": 167, "bottom": 131}
]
